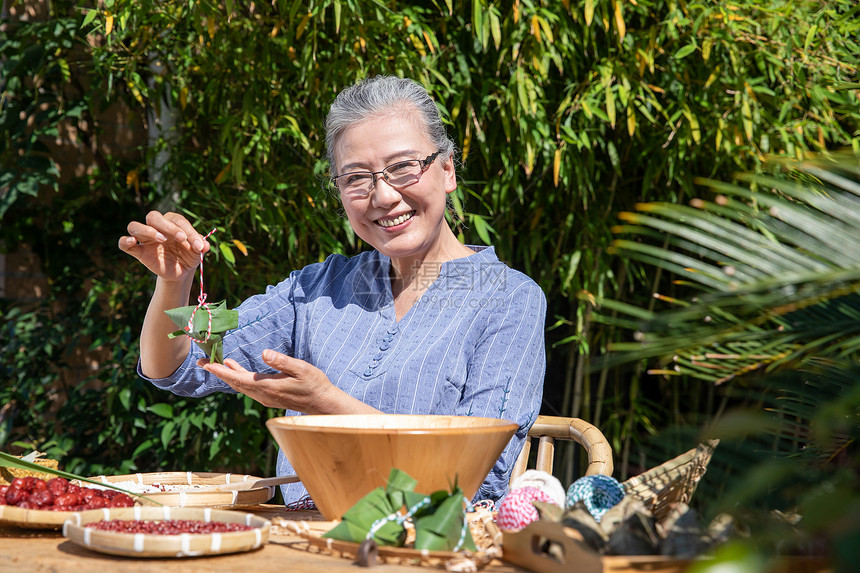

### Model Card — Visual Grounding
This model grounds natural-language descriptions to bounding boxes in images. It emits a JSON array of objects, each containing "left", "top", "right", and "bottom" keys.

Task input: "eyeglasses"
[{"left": 331, "top": 150, "right": 444, "bottom": 198}]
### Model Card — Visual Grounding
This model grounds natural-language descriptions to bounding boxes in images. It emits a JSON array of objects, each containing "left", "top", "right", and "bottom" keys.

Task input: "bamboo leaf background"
[{"left": 1, "top": 2, "right": 858, "bottom": 558}]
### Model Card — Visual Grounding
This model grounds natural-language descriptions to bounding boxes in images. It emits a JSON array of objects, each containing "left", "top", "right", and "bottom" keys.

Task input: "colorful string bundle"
[
  {"left": 495, "top": 470, "right": 626, "bottom": 532},
  {"left": 496, "top": 485, "right": 557, "bottom": 532},
  {"left": 565, "top": 474, "right": 625, "bottom": 522},
  {"left": 510, "top": 469, "right": 566, "bottom": 508}
]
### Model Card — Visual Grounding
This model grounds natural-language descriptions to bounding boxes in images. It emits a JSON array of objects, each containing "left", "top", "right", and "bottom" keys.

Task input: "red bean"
[{"left": 87, "top": 519, "right": 254, "bottom": 534}]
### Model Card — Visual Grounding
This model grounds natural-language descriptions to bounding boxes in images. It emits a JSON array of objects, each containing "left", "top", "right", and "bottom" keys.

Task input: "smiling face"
[{"left": 333, "top": 113, "right": 464, "bottom": 270}]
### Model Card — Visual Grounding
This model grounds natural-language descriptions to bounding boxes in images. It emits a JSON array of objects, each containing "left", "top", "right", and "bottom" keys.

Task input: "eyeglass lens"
[{"left": 337, "top": 160, "right": 423, "bottom": 196}]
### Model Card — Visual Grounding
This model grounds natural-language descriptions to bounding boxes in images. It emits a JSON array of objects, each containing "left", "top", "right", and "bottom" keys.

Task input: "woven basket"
[
  {"left": 621, "top": 439, "right": 718, "bottom": 524},
  {"left": 0, "top": 456, "right": 60, "bottom": 485}
]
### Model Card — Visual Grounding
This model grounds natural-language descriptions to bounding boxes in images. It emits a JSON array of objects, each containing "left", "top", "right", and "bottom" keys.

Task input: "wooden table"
[
  {"left": 0, "top": 505, "right": 831, "bottom": 573},
  {"left": 0, "top": 505, "right": 527, "bottom": 573}
]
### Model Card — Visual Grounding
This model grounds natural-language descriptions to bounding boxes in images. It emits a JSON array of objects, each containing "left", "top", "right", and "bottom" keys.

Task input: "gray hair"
[{"left": 325, "top": 75, "right": 456, "bottom": 176}]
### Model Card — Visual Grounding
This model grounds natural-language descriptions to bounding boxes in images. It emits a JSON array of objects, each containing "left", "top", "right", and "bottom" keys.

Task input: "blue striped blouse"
[{"left": 143, "top": 245, "right": 547, "bottom": 504}]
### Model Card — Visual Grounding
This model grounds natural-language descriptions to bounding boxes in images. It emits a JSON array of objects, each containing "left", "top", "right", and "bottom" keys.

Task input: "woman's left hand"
[{"left": 199, "top": 349, "right": 380, "bottom": 414}]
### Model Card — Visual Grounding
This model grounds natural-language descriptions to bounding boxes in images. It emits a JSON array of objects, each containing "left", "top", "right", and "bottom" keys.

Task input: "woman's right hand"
[{"left": 118, "top": 211, "right": 211, "bottom": 282}]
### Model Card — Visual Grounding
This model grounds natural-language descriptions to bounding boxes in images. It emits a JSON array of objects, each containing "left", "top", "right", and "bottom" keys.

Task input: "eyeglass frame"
[{"left": 330, "top": 150, "right": 445, "bottom": 198}]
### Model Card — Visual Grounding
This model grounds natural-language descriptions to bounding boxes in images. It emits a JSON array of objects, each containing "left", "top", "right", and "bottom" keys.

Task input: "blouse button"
[
  {"left": 379, "top": 342, "right": 390, "bottom": 351},
  {"left": 363, "top": 368, "right": 373, "bottom": 377}
]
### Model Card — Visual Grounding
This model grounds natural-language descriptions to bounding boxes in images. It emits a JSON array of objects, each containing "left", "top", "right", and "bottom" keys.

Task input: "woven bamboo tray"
[
  {"left": 0, "top": 504, "right": 90, "bottom": 530},
  {"left": 271, "top": 509, "right": 503, "bottom": 569},
  {"left": 0, "top": 456, "right": 59, "bottom": 485},
  {"left": 621, "top": 440, "right": 718, "bottom": 524},
  {"left": 62, "top": 506, "right": 269, "bottom": 558},
  {"left": 80, "top": 471, "right": 281, "bottom": 508}
]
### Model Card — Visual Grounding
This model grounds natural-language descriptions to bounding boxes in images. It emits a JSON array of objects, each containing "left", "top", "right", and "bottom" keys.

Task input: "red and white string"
[{"left": 185, "top": 228, "right": 217, "bottom": 343}]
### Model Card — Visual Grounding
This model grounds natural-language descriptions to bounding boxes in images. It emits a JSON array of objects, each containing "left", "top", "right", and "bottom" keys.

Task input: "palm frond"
[{"left": 593, "top": 153, "right": 860, "bottom": 383}]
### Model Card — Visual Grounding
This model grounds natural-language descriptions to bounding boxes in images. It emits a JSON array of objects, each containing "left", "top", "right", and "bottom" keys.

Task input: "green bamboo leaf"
[
  {"left": 81, "top": 8, "right": 98, "bottom": 28},
  {"left": 413, "top": 488, "right": 475, "bottom": 551},
  {"left": 470, "top": 214, "right": 494, "bottom": 244},
  {"left": 605, "top": 83, "right": 616, "bottom": 128},
  {"left": 674, "top": 43, "right": 697, "bottom": 60},
  {"left": 219, "top": 241, "right": 236, "bottom": 264},
  {"left": 804, "top": 24, "right": 818, "bottom": 52},
  {"left": 481, "top": 10, "right": 490, "bottom": 49},
  {"left": 561, "top": 251, "right": 581, "bottom": 292},
  {"left": 0, "top": 452, "right": 163, "bottom": 505},
  {"left": 164, "top": 300, "right": 239, "bottom": 363},
  {"left": 516, "top": 68, "right": 529, "bottom": 114},
  {"left": 324, "top": 470, "right": 414, "bottom": 545},
  {"left": 607, "top": 140, "right": 620, "bottom": 174},
  {"left": 386, "top": 468, "right": 419, "bottom": 494},
  {"left": 472, "top": 0, "right": 484, "bottom": 49},
  {"left": 581, "top": 99, "right": 594, "bottom": 120},
  {"left": 682, "top": 104, "right": 701, "bottom": 144},
  {"left": 741, "top": 95, "right": 754, "bottom": 141},
  {"left": 334, "top": 0, "right": 341, "bottom": 33},
  {"left": 489, "top": 10, "right": 501, "bottom": 50}
]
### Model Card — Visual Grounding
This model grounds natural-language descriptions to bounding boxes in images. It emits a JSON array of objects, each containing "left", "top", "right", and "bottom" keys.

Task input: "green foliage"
[
  {"left": 594, "top": 156, "right": 860, "bottom": 570},
  {"left": 0, "top": 17, "right": 72, "bottom": 218},
  {"left": 600, "top": 155, "right": 860, "bottom": 383},
  {"left": 0, "top": 0, "right": 858, "bottom": 515}
]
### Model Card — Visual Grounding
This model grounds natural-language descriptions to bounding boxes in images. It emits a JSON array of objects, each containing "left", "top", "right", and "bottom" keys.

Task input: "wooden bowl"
[{"left": 265, "top": 414, "right": 518, "bottom": 520}]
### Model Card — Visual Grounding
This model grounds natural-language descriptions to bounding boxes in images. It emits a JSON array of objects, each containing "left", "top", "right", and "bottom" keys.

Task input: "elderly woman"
[{"left": 118, "top": 75, "right": 546, "bottom": 506}]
